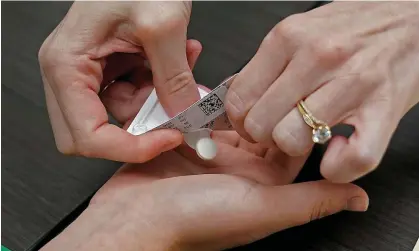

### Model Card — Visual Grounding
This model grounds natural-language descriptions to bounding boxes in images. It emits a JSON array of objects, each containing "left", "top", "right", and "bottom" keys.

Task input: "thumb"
[
  {"left": 142, "top": 24, "right": 200, "bottom": 117},
  {"left": 258, "top": 181, "right": 369, "bottom": 231},
  {"left": 177, "top": 179, "right": 369, "bottom": 250},
  {"left": 216, "top": 180, "right": 369, "bottom": 249}
]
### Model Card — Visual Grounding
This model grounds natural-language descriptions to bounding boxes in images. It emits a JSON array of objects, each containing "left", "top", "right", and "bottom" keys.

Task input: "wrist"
[{"left": 41, "top": 204, "right": 179, "bottom": 251}]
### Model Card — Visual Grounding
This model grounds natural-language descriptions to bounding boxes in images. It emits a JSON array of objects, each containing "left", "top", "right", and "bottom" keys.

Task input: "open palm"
[{"left": 90, "top": 48, "right": 368, "bottom": 250}]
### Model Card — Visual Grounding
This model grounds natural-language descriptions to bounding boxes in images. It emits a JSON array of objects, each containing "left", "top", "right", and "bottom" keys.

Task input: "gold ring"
[{"left": 297, "top": 100, "right": 332, "bottom": 144}]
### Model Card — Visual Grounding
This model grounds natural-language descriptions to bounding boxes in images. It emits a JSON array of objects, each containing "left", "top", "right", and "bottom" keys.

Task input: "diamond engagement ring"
[{"left": 297, "top": 100, "right": 332, "bottom": 144}]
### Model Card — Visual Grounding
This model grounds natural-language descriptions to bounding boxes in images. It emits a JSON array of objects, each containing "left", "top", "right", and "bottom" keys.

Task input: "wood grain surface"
[{"left": 2, "top": 2, "right": 418, "bottom": 251}]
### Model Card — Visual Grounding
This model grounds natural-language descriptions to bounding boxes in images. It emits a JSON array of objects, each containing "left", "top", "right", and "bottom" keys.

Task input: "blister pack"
[{"left": 126, "top": 74, "right": 237, "bottom": 160}]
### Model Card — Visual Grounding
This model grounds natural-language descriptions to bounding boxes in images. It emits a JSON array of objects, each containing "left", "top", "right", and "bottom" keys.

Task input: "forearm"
[{"left": 40, "top": 205, "right": 177, "bottom": 251}]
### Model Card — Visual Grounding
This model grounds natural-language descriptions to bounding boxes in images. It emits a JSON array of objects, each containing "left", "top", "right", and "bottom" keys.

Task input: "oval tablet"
[{"left": 196, "top": 137, "right": 217, "bottom": 160}]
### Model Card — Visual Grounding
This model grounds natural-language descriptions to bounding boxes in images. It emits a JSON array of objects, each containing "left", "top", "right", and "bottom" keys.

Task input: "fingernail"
[
  {"left": 346, "top": 196, "right": 369, "bottom": 212},
  {"left": 226, "top": 91, "right": 244, "bottom": 115}
]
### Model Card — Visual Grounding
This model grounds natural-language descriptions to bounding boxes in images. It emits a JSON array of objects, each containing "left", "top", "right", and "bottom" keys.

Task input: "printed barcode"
[{"left": 198, "top": 93, "right": 224, "bottom": 116}]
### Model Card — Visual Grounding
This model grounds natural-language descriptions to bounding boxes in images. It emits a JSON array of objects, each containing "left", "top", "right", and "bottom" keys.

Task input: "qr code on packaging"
[{"left": 198, "top": 94, "right": 224, "bottom": 116}]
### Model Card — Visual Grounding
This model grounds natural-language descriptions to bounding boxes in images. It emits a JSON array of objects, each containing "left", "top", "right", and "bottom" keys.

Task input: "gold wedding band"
[{"left": 297, "top": 100, "right": 332, "bottom": 144}]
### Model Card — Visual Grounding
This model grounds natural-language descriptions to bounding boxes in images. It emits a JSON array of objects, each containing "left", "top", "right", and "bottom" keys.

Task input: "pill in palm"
[{"left": 196, "top": 137, "right": 217, "bottom": 160}]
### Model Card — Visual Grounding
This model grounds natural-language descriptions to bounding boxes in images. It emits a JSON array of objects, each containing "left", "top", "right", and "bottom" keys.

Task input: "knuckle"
[
  {"left": 163, "top": 70, "right": 195, "bottom": 96},
  {"left": 135, "top": 12, "right": 187, "bottom": 40},
  {"left": 52, "top": 134, "right": 77, "bottom": 156},
  {"left": 352, "top": 147, "right": 381, "bottom": 174},
  {"left": 77, "top": 147, "right": 95, "bottom": 159},
  {"left": 310, "top": 39, "right": 350, "bottom": 64},
  {"left": 38, "top": 42, "right": 47, "bottom": 65},
  {"left": 38, "top": 39, "right": 55, "bottom": 69},
  {"left": 74, "top": 139, "right": 96, "bottom": 158},
  {"left": 55, "top": 142, "right": 76, "bottom": 156},
  {"left": 38, "top": 36, "right": 66, "bottom": 78},
  {"left": 270, "top": 13, "right": 305, "bottom": 43},
  {"left": 309, "top": 198, "right": 333, "bottom": 222}
]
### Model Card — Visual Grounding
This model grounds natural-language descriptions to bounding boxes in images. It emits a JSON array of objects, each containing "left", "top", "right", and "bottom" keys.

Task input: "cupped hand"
[
  {"left": 42, "top": 85, "right": 369, "bottom": 251},
  {"left": 226, "top": 2, "right": 419, "bottom": 183},
  {"left": 89, "top": 134, "right": 368, "bottom": 251},
  {"left": 38, "top": 1, "right": 201, "bottom": 163}
]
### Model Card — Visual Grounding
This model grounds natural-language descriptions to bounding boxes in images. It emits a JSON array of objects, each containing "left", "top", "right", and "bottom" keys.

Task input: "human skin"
[
  {"left": 40, "top": 126, "right": 368, "bottom": 251},
  {"left": 38, "top": 1, "right": 201, "bottom": 163},
  {"left": 225, "top": 2, "right": 419, "bottom": 183},
  {"left": 40, "top": 64, "right": 368, "bottom": 251}
]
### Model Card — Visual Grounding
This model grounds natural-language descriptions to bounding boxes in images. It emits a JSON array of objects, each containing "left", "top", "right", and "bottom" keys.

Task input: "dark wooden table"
[{"left": 2, "top": 2, "right": 418, "bottom": 251}]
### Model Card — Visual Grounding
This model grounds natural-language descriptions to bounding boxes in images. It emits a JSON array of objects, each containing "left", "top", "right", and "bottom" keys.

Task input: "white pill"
[{"left": 196, "top": 137, "right": 217, "bottom": 160}]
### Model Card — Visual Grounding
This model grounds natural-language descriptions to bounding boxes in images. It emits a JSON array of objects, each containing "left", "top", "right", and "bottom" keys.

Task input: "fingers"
[
  {"left": 42, "top": 80, "right": 75, "bottom": 154},
  {"left": 255, "top": 180, "right": 369, "bottom": 232},
  {"left": 101, "top": 39, "right": 203, "bottom": 126},
  {"left": 100, "top": 81, "right": 154, "bottom": 124},
  {"left": 101, "top": 53, "right": 144, "bottom": 91},
  {"left": 40, "top": 1, "right": 197, "bottom": 162},
  {"left": 272, "top": 74, "right": 366, "bottom": 156},
  {"left": 225, "top": 24, "right": 292, "bottom": 142},
  {"left": 211, "top": 131, "right": 267, "bottom": 157},
  {"left": 53, "top": 57, "right": 183, "bottom": 162},
  {"left": 211, "top": 130, "right": 309, "bottom": 183},
  {"left": 263, "top": 148, "right": 310, "bottom": 183},
  {"left": 210, "top": 131, "right": 241, "bottom": 147},
  {"left": 186, "top": 39, "right": 202, "bottom": 70},
  {"left": 220, "top": 180, "right": 368, "bottom": 247},
  {"left": 238, "top": 45, "right": 346, "bottom": 146},
  {"left": 67, "top": 90, "right": 183, "bottom": 162},
  {"left": 226, "top": 17, "right": 358, "bottom": 146},
  {"left": 79, "top": 124, "right": 183, "bottom": 163},
  {"left": 320, "top": 101, "right": 398, "bottom": 183},
  {"left": 181, "top": 178, "right": 368, "bottom": 250},
  {"left": 176, "top": 138, "right": 306, "bottom": 186},
  {"left": 142, "top": 23, "right": 201, "bottom": 117}
]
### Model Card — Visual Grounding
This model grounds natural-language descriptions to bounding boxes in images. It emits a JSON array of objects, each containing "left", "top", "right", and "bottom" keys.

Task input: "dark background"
[{"left": 2, "top": 2, "right": 418, "bottom": 251}]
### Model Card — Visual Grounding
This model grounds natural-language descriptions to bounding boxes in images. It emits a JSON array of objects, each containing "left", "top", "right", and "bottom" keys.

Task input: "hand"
[
  {"left": 42, "top": 135, "right": 368, "bottom": 251},
  {"left": 225, "top": 2, "right": 419, "bottom": 183},
  {"left": 41, "top": 87, "right": 369, "bottom": 251},
  {"left": 38, "top": 1, "right": 201, "bottom": 163}
]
